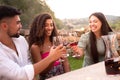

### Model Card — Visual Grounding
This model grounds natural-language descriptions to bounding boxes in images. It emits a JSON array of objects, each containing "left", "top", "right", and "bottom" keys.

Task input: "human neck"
[
  {"left": 94, "top": 32, "right": 101, "bottom": 39},
  {"left": 44, "top": 37, "right": 52, "bottom": 46},
  {"left": 0, "top": 32, "right": 12, "bottom": 43},
  {"left": 0, "top": 33, "right": 19, "bottom": 56},
  {"left": 0, "top": 33, "right": 15, "bottom": 49}
]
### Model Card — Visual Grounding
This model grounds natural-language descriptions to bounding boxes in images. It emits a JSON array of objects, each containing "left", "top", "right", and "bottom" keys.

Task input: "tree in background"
[
  {"left": 0, "top": 0, "right": 64, "bottom": 29},
  {"left": 111, "top": 17, "right": 120, "bottom": 31}
]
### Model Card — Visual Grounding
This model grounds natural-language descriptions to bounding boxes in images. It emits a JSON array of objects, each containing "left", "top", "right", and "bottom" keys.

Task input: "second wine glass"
[{"left": 69, "top": 32, "right": 81, "bottom": 58}]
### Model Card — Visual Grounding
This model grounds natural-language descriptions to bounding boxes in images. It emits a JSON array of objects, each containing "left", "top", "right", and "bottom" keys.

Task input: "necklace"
[
  {"left": 48, "top": 46, "right": 51, "bottom": 48},
  {"left": 44, "top": 41, "right": 52, "bottom": 49}
]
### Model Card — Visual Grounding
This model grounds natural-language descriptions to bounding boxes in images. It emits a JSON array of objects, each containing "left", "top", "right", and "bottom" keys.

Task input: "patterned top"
[{"left": 40, "top": 52, "right": 64, "bottom": 80}]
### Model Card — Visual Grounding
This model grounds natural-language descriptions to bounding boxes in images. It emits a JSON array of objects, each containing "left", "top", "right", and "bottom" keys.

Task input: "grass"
[{"left": 68, "top": 56, "right": 84, "bottom": 71}]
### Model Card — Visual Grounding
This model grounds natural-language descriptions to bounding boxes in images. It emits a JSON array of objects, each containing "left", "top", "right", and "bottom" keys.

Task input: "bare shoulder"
[
  {"left": 31, "top": 44, "right": 39, "bottom": 49},
  {"left": 30, "top": 44, "right": 40, "bottom": 52},
  {"left": 30, "top": 44, "right": 42, "bottom": 61}
]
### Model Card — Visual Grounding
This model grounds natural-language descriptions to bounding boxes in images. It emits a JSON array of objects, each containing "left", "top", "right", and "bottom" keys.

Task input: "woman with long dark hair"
[{"left": 71, "top": 12, "right": 113, "bottom": 67}]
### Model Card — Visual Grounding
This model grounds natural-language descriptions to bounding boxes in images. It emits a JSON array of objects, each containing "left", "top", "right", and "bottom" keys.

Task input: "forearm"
[
  {"left": 79, "top": 48, "right": 84, "bottom": 56},
  {"left": 33, "top": 56, "right": 54, "bottom": 76},
  {"left": 40, "top": 62, "right": 54, "bottom": 74},
  {"left": 63, "top": 58, "right": 71, "bottom": 72}
]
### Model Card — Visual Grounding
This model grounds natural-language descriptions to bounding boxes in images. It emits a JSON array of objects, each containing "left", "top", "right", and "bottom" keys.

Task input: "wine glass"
[
  {"left": 53, "top": 36, "right": 67, "bottom": 62},
  {"left": 60, "top": 32, "right": 70, "bottom": 57},
  {"left": 69, "top": 32, "right": 80, "bottom": 58},
  {"left": 53, "top": 36, "right": 62, "bottom": 48}
]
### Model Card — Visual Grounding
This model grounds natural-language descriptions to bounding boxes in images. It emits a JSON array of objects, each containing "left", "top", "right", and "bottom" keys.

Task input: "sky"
[{"left": 46, "top": 0, "right": 120, "bottom": 19}]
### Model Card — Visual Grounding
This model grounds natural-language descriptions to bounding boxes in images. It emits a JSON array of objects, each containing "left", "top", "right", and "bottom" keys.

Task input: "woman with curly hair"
[{"left": 28, "top": 13, "right": 70, "bottom": 80}]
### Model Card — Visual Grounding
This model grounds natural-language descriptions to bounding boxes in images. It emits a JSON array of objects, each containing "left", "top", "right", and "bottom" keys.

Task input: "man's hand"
[{"left": 49, "top": 44, "right": 66, "bottom": 61}]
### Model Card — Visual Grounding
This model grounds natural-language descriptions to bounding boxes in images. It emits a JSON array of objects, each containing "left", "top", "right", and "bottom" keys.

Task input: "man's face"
[{"left": 6, "top": 15, "right": 22, "bottom": 38}]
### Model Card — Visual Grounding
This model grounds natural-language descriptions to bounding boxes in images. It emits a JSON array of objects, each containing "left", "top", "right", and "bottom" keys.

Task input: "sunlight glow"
[{"left": 46, "top": 0, "right": 120, "bottom": 19}]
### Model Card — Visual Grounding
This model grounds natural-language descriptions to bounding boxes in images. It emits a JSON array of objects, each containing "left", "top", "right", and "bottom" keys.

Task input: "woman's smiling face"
[
  {"left": 89, "top": 15, "right": 102, "bottom": 33},
  {"left": 44, "top": 19, "right": 54, "bottom": 37}
]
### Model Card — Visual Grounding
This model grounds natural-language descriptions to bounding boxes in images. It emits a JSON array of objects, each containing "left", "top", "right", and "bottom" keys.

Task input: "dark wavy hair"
[
  {"left": 89, "top": 12, "right": 113, "bottom": 63},
  {"left": 28, "top": 13, "right": 58, "bottom": 48}
]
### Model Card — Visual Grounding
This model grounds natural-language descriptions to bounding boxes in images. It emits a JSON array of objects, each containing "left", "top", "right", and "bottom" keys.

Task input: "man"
[{"left": 0, "top": 5, "right": 66, "bottom": 80}]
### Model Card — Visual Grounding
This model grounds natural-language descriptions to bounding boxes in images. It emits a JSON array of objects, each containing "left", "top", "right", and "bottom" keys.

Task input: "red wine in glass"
[
  {"left": 69, "top": 42, "right": 80, "bottom": 57},
  {"left": 105, "top": 58, "right": 120, "bottom": 75},
  {"left": 70, "top": 42, "right": 78, "bottom": 47}
]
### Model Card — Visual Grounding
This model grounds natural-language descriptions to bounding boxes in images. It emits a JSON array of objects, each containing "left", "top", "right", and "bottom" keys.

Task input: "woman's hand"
[{"left": 70, "top": 45, "right": 84, "bottom": 59}]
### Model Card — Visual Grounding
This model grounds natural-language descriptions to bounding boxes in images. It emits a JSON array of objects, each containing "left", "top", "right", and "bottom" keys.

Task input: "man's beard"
[
  {"left": 8, "top": 33, "right": 20, "bottom": 38},
  {"left": 11, "top": 33, "right": 20, "bottom": 38}
]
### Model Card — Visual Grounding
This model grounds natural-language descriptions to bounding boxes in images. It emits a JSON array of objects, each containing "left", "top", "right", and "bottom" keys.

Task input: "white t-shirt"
[{"left": 0, "top": 36, "right": 34, "bottom": 80}]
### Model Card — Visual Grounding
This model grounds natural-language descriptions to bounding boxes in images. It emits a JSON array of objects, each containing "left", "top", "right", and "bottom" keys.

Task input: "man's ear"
[{"left": 0, "top": 22, "right": 8, "bottom": 30}]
